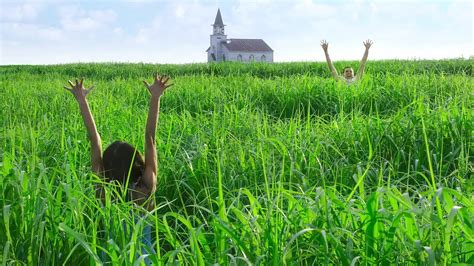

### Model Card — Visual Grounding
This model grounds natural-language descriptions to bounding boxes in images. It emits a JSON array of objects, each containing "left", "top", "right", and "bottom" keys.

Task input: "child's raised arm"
[
  {"left": 321, "top": 40, "right": 340, "bottom": 80},
  {"left": 356, "top": 39, "right": 373, "bottom": 79},
  {"left": 64, "top": 79, "right": 103, "bottom": 174},
  {"left": 141, "top": 74, "right": 173, "bottom": 195}
]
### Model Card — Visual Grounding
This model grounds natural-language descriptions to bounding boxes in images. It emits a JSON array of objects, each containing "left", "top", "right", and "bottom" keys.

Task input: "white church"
[{"left": 206, "top": 9, "right": 274, "bottom": 63}]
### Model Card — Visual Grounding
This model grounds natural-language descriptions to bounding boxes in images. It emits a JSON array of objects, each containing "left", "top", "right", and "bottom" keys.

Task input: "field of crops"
[{"left": 1, "top": 59, "right": 473, "bottom": 265}]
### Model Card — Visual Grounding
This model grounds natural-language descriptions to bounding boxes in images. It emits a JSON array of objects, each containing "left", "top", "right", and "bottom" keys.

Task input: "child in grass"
[
  {"left": 63, "top": 74, "right": 173, "bottom": 263},
  {"left": 320, "top": 39, "right": 373, "bottom": 84}
]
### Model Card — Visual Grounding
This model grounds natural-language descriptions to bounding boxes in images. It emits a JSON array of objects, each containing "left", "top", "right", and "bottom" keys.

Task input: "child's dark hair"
[
  {"left": 343, "top": 66, "right": 353, "bottom": 72},
  {"left": 102, "top": 141, "right": 145, "bottom": 185}
]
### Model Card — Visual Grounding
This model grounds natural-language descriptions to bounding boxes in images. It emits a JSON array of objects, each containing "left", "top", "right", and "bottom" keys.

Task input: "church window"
[
  {"left": 261, "top": 55, "right": 266, "bottom": 62},
  {"left": 223, "top": 54, "right": 226, "bottom": 61},
  {"left": 237, "top": 54, "right": 242, "bottom": 61},
  {"left": 249, "top": 55, "right": 254, "bottom": 61}
]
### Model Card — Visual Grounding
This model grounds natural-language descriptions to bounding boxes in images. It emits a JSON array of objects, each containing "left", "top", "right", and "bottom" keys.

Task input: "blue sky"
[{"left": 0, "top": 0, "right": 472, "bottom": 64}]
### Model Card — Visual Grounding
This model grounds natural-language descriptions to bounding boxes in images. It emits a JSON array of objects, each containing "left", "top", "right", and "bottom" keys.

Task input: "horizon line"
[{"left": 1, "top": 56, "right": 473, "bottom": 67}]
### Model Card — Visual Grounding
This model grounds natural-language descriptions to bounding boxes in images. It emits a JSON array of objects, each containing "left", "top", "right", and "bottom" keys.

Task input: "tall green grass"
[{"left": 1, "top": 60, "right": 473, "bottom": 265}]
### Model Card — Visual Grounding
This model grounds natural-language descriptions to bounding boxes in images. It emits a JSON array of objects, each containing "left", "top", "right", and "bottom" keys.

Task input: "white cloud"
[
  {"left": 135, "top": 28, "right": 150, "bottom": 44},
  {"left": 113, "top": 27, "right": 124, "bottom": 35},
  {"left": 0, "top": 4, "right": 121, "bottom": 46},
  {"left": 1, "top": 22, "right": 62, "bottom": 41},
  {"left": 133, "top": 1, "right": 213, "bottom": 45},
  {"left": 0, "top": 2, "right": 44, "bottom": 22},
  {"left": 446, "top": 0, "right": 472, "bottom": 25},
  {"left": 58, "top": 6, "right": 117, "bottom": 31},
  {"left": 292, "top": 0, "right": 337, "bottom": 19},
  {"left": 175, "top": 4, "right": 186, "bottom": 18},
  {"left": 133, "top": 14, "right": 162, "bottom": 44}
]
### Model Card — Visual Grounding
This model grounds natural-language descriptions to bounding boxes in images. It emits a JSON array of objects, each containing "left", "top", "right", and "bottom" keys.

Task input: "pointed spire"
[{"left": 213, "top": 8, "right": 224, "bottom": 26}]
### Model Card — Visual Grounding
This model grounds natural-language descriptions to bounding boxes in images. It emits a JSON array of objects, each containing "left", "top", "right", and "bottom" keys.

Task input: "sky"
[{"left": 0, "top": 0, "right": 472, "bottom": 65}]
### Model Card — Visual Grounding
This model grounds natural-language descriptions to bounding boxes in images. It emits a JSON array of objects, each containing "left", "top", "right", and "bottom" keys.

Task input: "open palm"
[{"left": 143, "top": 74, "right": 173, "bottom": 97}]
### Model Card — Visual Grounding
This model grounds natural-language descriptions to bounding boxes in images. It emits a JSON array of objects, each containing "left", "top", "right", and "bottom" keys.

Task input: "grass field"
[{"left": 1, "top": 59, "right": 473, "bottom": 265}]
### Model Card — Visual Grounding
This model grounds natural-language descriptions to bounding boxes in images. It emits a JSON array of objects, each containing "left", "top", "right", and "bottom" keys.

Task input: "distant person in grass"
[
  {"left": 321, "top": 39, "right": 373, "bottom": 84},
  {"left": 63, "top": 74, "right": 173, "bottom": 261}
]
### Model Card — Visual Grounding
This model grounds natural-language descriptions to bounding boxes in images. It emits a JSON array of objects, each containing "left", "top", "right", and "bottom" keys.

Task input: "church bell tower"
[{"left": 209, "top": 9, "right": 227, "bottom": 62}]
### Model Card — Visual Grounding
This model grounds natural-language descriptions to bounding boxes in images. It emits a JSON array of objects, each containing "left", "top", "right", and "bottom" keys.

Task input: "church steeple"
[
  {"left": 213, "top": 8, "right": 224, "bottom": 27},
  {"left": 212, "top": 9, "right": 225, "bottom": 35}
]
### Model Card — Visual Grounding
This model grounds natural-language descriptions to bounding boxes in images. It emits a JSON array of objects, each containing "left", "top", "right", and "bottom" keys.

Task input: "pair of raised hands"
[
  {"left": 320, "top": 39, "right": 373, "bottom": 52},
  {"left": 64, "top": 75, "right": 173, "bottom": 100}
]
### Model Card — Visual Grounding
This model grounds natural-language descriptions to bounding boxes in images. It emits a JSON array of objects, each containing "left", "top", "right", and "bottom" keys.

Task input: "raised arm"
[
  {"left": 321, "top": 40, "right": 339, "bottom": 80},
  {"left": 141, "top": 74, "right": 173, "bottom": 193},
  {"left": 64, "top": 79, "right": 103, "bottom": 174},
  {"left": 356, "top": 39, "right": 373, "bottom": 79}
]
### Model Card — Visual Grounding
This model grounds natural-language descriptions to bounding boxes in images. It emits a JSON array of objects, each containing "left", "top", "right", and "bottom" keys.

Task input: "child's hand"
[
  {"left": 64, "top": 78, "right": 95, "bottom": 101},
  {"left": 143, "top": 74, "right": 173, "bottom": 98}
]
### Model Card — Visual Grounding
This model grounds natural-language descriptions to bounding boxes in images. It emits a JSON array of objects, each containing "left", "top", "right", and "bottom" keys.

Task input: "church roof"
[
  {"left": 213, "top": 9, "right": 224, "bottom": 26},
  {"left": 222, "top": 39, "right": 273, "bottom": 52}
]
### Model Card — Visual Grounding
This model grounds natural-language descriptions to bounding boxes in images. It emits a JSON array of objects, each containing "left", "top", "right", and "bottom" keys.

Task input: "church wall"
[{"left": 221, "top": 47, "right": 273, "bottom": 62}]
